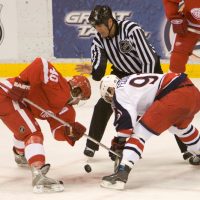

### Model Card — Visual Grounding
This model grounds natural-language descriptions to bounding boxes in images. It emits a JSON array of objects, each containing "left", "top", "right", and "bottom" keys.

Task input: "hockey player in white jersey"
[{"left": 99, "top": 73, "right": 200, "bottom": 190}]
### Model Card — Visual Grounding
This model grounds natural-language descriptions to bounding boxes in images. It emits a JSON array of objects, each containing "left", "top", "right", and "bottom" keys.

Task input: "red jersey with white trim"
[
  {"left": 6, "top": 57, "right": 72, "bottom": 119},
  {"left": 163, "top": 0, "right": 200, "bottom": 30},
  {"left": 0, "top": 57, "right": 76, "bottom": 144},
  {"left": 112, "top": 73, "right": 185, "bottom": 132}
]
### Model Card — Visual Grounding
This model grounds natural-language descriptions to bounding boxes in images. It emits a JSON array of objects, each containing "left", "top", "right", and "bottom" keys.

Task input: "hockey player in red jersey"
[
  {"left": 99, "top": 73, "right": 200, "bottom": 190},
  {"left": 0, "top": 57, "right": 91, "bottom": 193},
  {"left": 163, "top": 0, "right": 200, "bottom": 73}
]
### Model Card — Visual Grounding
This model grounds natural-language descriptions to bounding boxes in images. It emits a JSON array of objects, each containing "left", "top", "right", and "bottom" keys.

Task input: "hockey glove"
[
  {"left": 65, "top": 122, "right": 86, "bottom": 142},
  {"left": 8, "top": 77, "right": 30, "bottom": 101},
  {"left": 109, "top": 136, "right": 126, "bottom": 161},
  {"left": 170, "top": 14, "right": 188, "bottom": 35}
]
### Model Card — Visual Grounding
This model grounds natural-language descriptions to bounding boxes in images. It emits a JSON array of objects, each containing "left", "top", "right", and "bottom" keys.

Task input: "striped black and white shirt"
[{"left": 91, "top": 20, "right": 162, "bottom": 80}]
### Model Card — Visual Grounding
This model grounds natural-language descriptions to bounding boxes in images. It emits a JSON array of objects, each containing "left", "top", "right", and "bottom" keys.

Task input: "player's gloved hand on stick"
[
  {"left": 8, "top": 77, "right": 30, "bottom": 101},
  {"left": 65, "top": 122, "right": 86, "bottom": 142},
  {"left": 109, "top": 136, "right": 126, "bottom": 161},
  {"left": 170, "top": 13, "right": 188, "bottom": 35}
]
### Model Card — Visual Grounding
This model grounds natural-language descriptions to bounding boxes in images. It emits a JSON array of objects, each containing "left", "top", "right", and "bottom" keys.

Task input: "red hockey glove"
[
  {"left": 109, "top": 136, "right": 126, "bottom": 161},
  {"left": 170, "top": 14, "right": 188, "bottom": 35},
  {"left": 8, "top": 77, "right": 30, "bottom": 101},
  {"left": 65, "top": 122, "right": 86, "bottom": 142}
]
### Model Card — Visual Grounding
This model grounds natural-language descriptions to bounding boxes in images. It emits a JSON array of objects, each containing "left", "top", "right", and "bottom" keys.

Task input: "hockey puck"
[{"left": 84, "top": 164, "right": 92, "bottom": 173}]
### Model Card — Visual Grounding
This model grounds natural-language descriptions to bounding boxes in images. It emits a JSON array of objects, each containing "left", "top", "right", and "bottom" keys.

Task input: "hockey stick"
[
  {"left": 25, "top": 98, "right": 121, "bottom": 172},
  {"left": 186, "top": 27, "right": 200, "bottom": 62},
  {"left": 23, "top": 98, "right": 72, "bottom": 130},
  {"left": 188, "top": 27, "right": 200, "bottom": 35},
  {"left": 22, "top": 98, "right": 121, "bottom": 158}
]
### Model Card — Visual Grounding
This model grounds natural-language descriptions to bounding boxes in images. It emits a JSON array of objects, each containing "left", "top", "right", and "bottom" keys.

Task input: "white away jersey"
[{"left": 112, "top": 73, "right": 187, "bottom": 132}]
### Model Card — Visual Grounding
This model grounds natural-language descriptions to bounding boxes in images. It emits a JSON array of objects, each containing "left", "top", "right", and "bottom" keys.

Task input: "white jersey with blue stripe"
[{"left": 113, "top": 73, "right": 164, "bottom": 131}]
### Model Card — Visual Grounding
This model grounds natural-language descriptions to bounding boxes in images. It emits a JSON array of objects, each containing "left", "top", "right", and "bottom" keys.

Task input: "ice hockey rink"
[{"left": 0, "top": 78, "right": 200, "bottom": 200}]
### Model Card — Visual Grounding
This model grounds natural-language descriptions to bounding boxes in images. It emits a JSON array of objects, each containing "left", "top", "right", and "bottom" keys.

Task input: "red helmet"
[{"left": 69, "top": 75, "right": 91, "bottom": 100}]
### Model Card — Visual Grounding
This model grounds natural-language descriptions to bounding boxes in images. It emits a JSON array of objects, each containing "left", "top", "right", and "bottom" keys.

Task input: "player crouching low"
[
  {"left": 99, "top": 73, "right": 200, "bottom": 190},
  {"left": 0, "top": 57, "right": 91, "bottom": 193}
]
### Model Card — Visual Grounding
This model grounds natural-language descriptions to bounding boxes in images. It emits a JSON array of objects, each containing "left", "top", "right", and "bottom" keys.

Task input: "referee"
[{"left": 76, "top": 5, "right": 187, "bottom": 159}]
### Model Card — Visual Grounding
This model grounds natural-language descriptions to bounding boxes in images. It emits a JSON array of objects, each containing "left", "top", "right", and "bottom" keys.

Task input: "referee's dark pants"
[{"left": 86, "top": 97, "right": 113, "bottom": 151}]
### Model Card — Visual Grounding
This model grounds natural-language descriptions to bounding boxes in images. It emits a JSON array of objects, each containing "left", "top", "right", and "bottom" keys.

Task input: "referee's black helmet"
[{"left": 88, "top": 5, "right": 113, "bottom": 27}]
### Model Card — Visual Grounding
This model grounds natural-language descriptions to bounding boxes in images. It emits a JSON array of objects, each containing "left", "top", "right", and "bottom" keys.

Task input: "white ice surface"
[{"left": 0, "top": 78, "right": 200, "bottom": 200}]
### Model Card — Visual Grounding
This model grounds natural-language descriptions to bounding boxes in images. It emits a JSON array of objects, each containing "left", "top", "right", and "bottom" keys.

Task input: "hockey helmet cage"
[
  {"left": 88, "top": 5, "right": 113, "bottom": 27},
  {"left": 69, "top": 75, "right": 91, "bottom": 100},
  {"left": 100, "top": 75, "right": 119, "bottom": 103}
]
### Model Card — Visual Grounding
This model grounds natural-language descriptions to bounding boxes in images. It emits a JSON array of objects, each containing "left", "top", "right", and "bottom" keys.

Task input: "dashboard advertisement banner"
[{"left": 52, "top": 0, "right": 172, "bottom": 59}]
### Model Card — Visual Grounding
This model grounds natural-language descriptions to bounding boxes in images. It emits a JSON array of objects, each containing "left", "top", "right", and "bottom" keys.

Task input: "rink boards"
[{"left": 0, "top": 63, "right": 200, "bottom": 78}]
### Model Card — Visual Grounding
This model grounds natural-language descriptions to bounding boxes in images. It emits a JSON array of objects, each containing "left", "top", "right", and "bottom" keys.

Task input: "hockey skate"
[
  {"left": 100, "top": 164, "right": 131, "bottom": 190},
  {"left": 188, "top": 155, "right": 200, "bottom": 165},
  {"left": 13, "top": 147, "right": 28, "bottom": 167},
  {"left": 31, "top": 164, "right": 64, "bottom": 193},
  {"left": 182, "top": 151, "right": 193, "bottom": 161}
]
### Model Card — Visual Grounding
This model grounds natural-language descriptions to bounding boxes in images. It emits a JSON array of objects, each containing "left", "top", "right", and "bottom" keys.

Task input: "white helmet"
[{"left": 100, "top": 75, "right": 119, "bottom": 103}]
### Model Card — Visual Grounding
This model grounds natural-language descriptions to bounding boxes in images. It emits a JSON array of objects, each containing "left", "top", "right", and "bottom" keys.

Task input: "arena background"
[
  {"left": 0, "top": 1, "right": 200, "bottom": 198},
  {"left": 0, "top": 0, "right": 200, "bottom": 77}
]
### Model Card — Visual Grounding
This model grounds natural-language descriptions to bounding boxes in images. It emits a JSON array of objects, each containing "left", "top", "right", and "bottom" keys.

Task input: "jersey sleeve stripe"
[{"left": 41, "top": 57, "right": 49, "bottom": 84}]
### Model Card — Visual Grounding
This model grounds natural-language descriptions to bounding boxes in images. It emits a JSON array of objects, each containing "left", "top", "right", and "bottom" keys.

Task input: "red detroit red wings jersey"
[
  {"left": 163, "top": 0, "right": 200, "bottom": 29},
  {"left": 183, "top": 0, "right": 200, "bottom": 28},
  {"left": 0, "top": 57, "right": 75, "bottom": 121},
  {"left": 0, "top": 57, "right": 76, "bottom": 146},
  {"left": 18, "top": 57, "right": 72, "bottom": 119}
]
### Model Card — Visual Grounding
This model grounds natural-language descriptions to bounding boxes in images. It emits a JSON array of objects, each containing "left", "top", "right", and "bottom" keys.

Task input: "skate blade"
[
  {"left": 17, "top": 163, "right": 28, "bottom": 167},
  {"left": 100, "top": 180, "right": 125, "bottom": 190},
  {"left": 189, "top": 156, "right": 200, "bottom": 165},
  {"left": 33, "top": 183, "right": 64, "bottom": 193}
]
